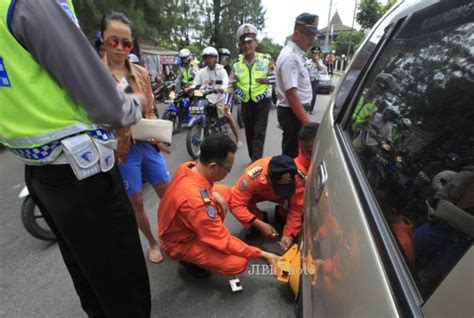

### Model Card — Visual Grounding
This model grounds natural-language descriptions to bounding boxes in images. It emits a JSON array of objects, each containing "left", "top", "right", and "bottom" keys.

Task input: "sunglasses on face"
[{"left": 105, "top": 36, "right": 134, "bottom": 51}]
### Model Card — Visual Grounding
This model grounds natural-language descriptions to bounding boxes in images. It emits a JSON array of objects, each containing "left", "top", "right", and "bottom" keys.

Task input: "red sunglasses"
[{"left": 104, "top": 36, "right": 134, "bottom": 51}]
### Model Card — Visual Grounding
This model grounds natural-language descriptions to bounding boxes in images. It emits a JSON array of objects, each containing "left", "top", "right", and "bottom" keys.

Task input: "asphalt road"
[{"left": 0, "top": 81, "right": 337, "bottom": 318}]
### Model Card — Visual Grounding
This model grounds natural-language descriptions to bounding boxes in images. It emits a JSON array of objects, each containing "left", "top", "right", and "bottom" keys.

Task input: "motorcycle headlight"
[{"left": 194, "top": 90, "right": 204, "bottom": 97}]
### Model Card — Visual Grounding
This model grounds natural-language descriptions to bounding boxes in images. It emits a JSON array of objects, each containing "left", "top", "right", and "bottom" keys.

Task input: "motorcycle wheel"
[
  {"left": 186, "top": 123, "right": 205, "bottom": 159},
  {"left": 21, "top": 195, "right": 56, "bottom": 241},
  {"left": 162, "top": 110, "right": 181, "bottom": 134},
  {"left": 236, "top": 103, "right": 244, "bottom": 128}
]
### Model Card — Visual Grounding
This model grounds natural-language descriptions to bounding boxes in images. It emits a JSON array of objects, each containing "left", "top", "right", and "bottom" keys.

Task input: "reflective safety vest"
[
  {"left": 233, "top": 53, "right": 271, "bottom": 103},
  {"left": 351, "top": 95, "right": 377, "bottom": 131},
  {"left": 0, "top": 0, "right": 113, "bottom": 165},
  {"left": 179, "top": 65, "right": 195, "bottom": 86}
]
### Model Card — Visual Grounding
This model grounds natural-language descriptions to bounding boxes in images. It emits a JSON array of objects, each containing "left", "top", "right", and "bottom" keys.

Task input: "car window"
[{"left": 344, "top": 2, "right": 473, "bottom": 302}]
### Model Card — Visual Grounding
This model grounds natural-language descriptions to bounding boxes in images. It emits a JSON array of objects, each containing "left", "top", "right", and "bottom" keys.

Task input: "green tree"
[
  {"left": 256, "top": 37, "right": 282, "bottom": 59},
  {"left": 356, "top": 0, "right": 381, "bottom": 30},
  {"left": 356, "top": 0, "right": 397, "bottom": 30},
  {"left": 332, "top": 30, "right": 365, "bottom": 56}
]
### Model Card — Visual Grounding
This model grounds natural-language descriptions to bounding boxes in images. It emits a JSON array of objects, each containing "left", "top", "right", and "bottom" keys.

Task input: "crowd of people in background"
[{"left": 0, "top": 0, "right": 327, "bottom": 315}]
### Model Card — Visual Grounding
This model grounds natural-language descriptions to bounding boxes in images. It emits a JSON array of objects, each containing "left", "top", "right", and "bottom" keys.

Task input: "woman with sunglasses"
[{"left": 100, "top": 11, "right": 170, "bottom": 264}]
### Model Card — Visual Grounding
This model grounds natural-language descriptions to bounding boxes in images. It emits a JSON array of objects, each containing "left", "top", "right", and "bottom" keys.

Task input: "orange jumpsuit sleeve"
[
  {"left": 230, "top": 176, "right": 260, "bottom": 228},
  {"left": 283, "top": 178, "right": 304, "bottom": 237},
  {"left": 178, "top": 198, "right": 262, "bottom": 259}
]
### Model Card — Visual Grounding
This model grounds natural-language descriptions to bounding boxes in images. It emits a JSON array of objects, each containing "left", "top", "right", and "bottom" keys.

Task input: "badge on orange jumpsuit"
[{"left": 239, "top": 179, "right": 248, "bottom": 191}]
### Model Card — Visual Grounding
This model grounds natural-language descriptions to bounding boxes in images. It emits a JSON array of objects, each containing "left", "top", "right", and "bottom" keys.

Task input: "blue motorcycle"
[
  {"left": 186, "top": 87, "right": 229, "bottom": 159},
  {"left": 162, "top": 89, "right": 192, "bottom": 134}
]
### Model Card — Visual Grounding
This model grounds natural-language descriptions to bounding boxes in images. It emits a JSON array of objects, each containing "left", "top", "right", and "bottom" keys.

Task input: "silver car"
[
  {"left": 317, "top": 68, "right": 333, "bottom": 94},
  {"left": 295, "top": 0, "right": 474, "bottom": 317}
]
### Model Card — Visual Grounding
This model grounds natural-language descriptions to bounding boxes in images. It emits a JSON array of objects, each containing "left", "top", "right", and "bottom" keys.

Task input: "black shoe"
[
  {"left": 180, "top": 261, "right": 212, "bottom": 279},
  {"left": 245, "top": 212, "right": 269, "bottom": 239},
  {"left": 245, "top": 226, "right": 261, "bottom": 239},
  {"left": 261, "top": 211, "right": 269, "bottom": 223},
  {"left": 274, "top": 205, "right": 285, "bottom": 227}
]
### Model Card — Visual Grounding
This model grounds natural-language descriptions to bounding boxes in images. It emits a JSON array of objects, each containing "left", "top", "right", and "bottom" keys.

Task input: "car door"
[{"left": 301, "top": 0, "right": 473, "bottom": 317}]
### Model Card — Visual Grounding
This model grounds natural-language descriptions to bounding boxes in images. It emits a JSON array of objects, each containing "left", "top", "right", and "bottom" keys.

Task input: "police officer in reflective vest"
[
  {"left": 0, "top": 1, "right": 150, "bottom": 316},
  {"left": 232, "top": 23, "right": 275, "bottom": 162},
  {"left": 175, "top": 48, "right": 197, "bottom": 89}
]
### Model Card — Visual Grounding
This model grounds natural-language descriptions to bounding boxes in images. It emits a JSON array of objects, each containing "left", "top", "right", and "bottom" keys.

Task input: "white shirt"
[
  {"left": 193, "top": 64, "right": 229, "bottom": 104},
  {"left": 276, "top": 40, "right": 312, "bottom": 107},
  {"left": 305, "top": 58, "right": 326, "bottom": 81}
]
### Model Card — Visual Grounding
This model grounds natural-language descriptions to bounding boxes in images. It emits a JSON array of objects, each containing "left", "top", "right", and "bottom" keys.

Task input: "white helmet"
[
  {"left": 236, "top": 23, "right": 258, "bottom": 41},
  {"left": 179, "top": 48, "right": 192, "bottom": 58},
  {"left": 128, "top": 53, "right": 139, "bottom": 64},
  {"left": 202, "top": 46, "right": 218, "bottom": 58},
  {"left": 401, "top": 118, "right": 412, "bottom": 129}
]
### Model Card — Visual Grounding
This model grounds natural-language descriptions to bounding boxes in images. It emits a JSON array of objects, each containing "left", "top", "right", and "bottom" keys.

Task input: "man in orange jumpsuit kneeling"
[
  {"left": 158, "top": 134, "right": 281, "bottom": 278},
  {"left": 230, "top": 123, "right": 319, "bottom": 251}
]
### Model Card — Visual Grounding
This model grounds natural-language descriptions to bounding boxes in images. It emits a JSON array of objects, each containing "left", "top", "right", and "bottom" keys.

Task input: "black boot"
[{"left": 180, "top": 261, "right": 212, "bottom": 279}]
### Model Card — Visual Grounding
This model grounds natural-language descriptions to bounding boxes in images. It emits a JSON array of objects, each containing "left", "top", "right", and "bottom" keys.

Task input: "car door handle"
[{"left": 315, "top": 161, "right": 328, "bottom": 202}]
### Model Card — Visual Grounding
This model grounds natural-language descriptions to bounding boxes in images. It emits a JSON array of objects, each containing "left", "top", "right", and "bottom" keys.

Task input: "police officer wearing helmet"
[
  {"left": 276, "top": 13, "right": 320, "bottom": 158},
  {"left": 0, "top": 0, "right": 150, "bottom": 316},
  {"left": 232, "top": 23, "right": 274, "bottom": 162},
  {"left": 175, "top": 48, "right": 197, "bottom": 89},
  {"left": 218, "top": 48, "right": 232, "bottom": 75},
  {"left": 193, "top": 47, "right": 242, "bottom": 146},
  {"left": 351, "top": 72, "right": 397, "bottom": 131}
]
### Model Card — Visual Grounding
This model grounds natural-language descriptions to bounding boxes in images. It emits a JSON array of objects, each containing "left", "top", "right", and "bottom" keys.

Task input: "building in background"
[{"left": 318, "top": 11, "right": 354, "bottom": 53}]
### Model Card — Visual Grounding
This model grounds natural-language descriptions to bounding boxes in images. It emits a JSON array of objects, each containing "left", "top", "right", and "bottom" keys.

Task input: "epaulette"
[
  {"left": 247, "top": 166, "right": 262, "bottom": 179},
  {"left": 296, "top": 169, "right": 307, "bottom": 181}
]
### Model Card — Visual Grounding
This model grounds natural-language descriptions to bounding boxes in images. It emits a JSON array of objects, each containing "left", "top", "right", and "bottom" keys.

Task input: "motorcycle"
[
  {"left": 186, "top": 86, "right": 229, "bottom": 159},
  {"left": 18, "top": 186, "right": 56, "bottom": 241},
  {"left": 152, "top": 80, "right": 175, "bottom": 104},
  {"left": 357, "top": 124, "right": 410, "bottom": 192},
  {"left": 161, "top": 88, "right": 192, "bottom": 134}
]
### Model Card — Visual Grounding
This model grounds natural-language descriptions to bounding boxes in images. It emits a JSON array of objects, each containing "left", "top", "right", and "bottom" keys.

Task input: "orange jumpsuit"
[
  {"left": 230, "top": 157, "right": 306, "bottom": 238},
  {"left": 158, "top": 162, "right": 261, "bottom": 276}
]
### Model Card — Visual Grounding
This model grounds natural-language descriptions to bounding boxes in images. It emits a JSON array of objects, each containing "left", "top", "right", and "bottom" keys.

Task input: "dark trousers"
[
  {"left": 25, "top": 165, "right": 151, "bottom": 318},
  {"left": 309, "top": 80, "right": 319, "bottom": 112},
  {"left": 277, "top": 106, "right": 302, "bottom": 158},
  {"left": 241, "top": 98, "right": 271, "bottom": 161}
]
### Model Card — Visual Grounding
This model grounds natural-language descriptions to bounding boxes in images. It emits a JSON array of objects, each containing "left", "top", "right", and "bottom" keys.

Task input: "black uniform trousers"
[
  {"left": 241, "top": 97, "right": 271, "bottom": 161},
  {"left": 25, "top": 164, "right": 150, "bottom": 318},
  {"left": 309, "top": 80, "right": 319, "bottom": 112},
  {"left": 277, "top": 106, "right": 302, "bottom": 158}
]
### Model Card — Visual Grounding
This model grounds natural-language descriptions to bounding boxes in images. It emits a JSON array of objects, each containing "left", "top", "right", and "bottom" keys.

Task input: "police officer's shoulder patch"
[
  {"left": 239, "top": 179, "right": 249, "bottom": 191},
  {"left": 247, "top": 166, "right": 262, "bottom": 179},
  {"left": 206, "top": 205, "right": 216, "bottom": 218}
]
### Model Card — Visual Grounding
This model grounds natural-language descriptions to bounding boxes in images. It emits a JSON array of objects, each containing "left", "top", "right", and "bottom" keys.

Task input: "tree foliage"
[
  {"left": 356, "top": 0, "right": 397, "bottom": 30},
  {"left": 257, "top": 37, "right": 283, "bottom": 60},
  {"left": 75, "top": 0, "right": 268, "bottom": 57},
  {"left": 332, "top": 30, "right": 365, "bottom": 56}
]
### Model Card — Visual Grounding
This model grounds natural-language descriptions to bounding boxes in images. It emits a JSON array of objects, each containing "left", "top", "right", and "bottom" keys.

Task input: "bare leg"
[
  {"left": 225, "top": 114, "right": 242, "bottom": 148},
  {"left": 152, "top": 181, "right": 169, "bottom": 199},
  {"left": 129, "top": 191, "right": 163, "bottom": 264}
]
